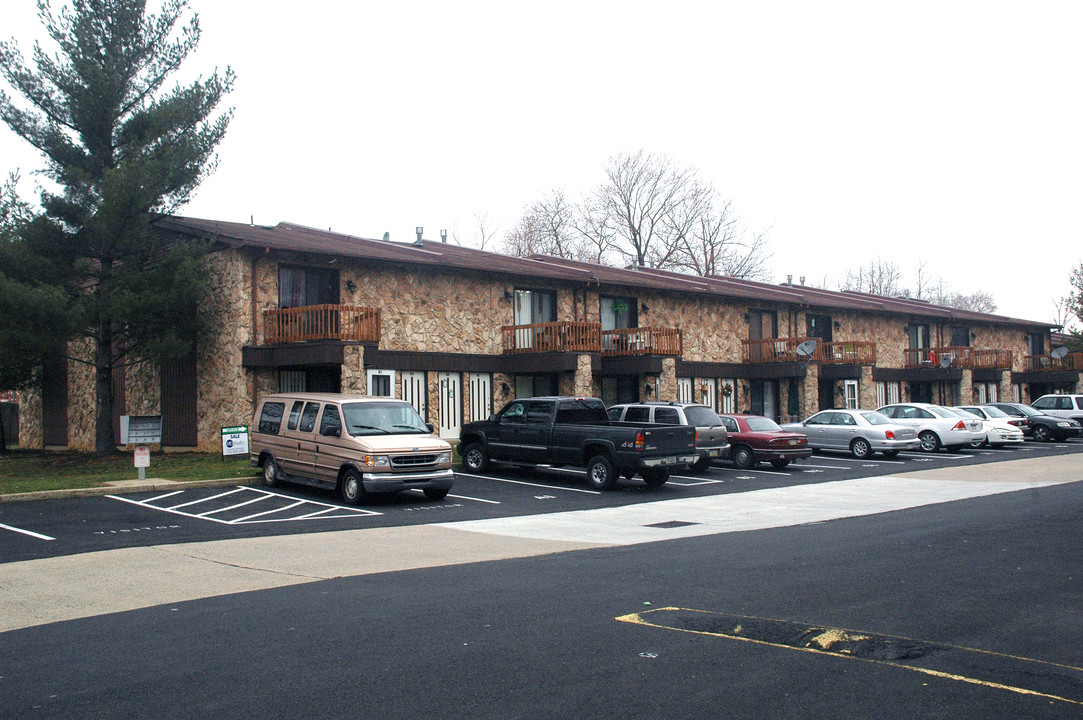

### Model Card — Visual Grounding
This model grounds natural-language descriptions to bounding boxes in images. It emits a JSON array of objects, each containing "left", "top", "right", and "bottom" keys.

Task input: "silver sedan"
[{"left": 783, "top": 409, "right": 921, "bottom": 459}]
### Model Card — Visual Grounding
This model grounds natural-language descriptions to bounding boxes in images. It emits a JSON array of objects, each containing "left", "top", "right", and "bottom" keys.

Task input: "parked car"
[
  {"left": 716, "top": 413, "right": 811, "bottom": 469},
  {"left": 607, "top": 402, "right": 728, "bottom": 471},
  {"left": 250, "top": 393, "right": 455, "bottom": 505},
  {"left": 1030, "top": 394, "right": 1083, "bottom": 424},
  {"left": 982, "top": 402, "right": 1083, "bottom": 442},
  {"left": 782, "top": 409, "right": 920, "bottom": 458},
  {"left": 458, "top": 396, "right": 697, "bottom": 489},
  {"left": 952, "top": 405, "right": 1025, "bottom": 447},
  {"left": 876, "top": 402, "right": 985, "bottom": 452}
]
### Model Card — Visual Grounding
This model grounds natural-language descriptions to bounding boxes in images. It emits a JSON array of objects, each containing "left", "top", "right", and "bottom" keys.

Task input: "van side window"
[
  {"left": 299, "top": 402, "right": 321, "bottom": 432},
  {"left": 287, "top": 401, "right": 304, "bottom": 430},
  {"left": 258, "top": 402, "right": 286, "bottom": 434},
  {"left": 320, "top": 406, "right": 342, "bottom": 437}
]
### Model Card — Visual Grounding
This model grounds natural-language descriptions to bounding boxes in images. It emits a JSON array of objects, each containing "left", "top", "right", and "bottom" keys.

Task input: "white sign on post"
[
  {"left": 134, "top": 445, "right": 150, "bottom": 467},
  {"left": 221, "top": 426, "right": 249, "bottom": 457}
]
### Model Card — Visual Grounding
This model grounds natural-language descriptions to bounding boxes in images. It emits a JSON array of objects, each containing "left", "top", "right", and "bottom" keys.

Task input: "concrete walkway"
[{"left": 1, "top": 454, "right": 1079, "bottom": 633}]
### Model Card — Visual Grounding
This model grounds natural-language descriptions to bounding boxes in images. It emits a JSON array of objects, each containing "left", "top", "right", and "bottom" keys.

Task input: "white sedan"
[
  {"left": 953, "top": 405, "right": 1025, "bottom": 447},
  {"left": 876, "top": 403, "right": 986, "bottom": 452}
]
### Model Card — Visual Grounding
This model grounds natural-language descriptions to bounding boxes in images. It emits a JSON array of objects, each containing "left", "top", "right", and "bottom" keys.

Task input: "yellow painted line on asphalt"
[{"left": 617, "top": 607, "right": 1083, "bottom": 706}]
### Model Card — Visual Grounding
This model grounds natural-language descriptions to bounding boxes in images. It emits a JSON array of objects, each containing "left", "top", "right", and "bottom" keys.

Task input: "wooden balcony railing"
[
  {"left": 262, "top": 304, "right": 380, "bottom": 344},
  {"left": 501, "top": 321, "right": 602, "bottom": 354},
  {"left": 742, "top": 337, "right": 876, "bottom": 364},
  {"left": 818, "top": 341, "right": 877, "bottom": 365},
  {"left": 601, "top": 327, "right": 682, "bottom": 357},
  {"left": 1025, "top": 352, "right": 1083, "bottom": 371},
  {"left": 904, "top": 347, "right": 1014, "bottom": 369}
]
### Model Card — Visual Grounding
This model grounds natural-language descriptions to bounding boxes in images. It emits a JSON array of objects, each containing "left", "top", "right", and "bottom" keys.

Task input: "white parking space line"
[
  {"left": 456, "top": 472, "right": 602, "bottom": 494},
  {"left": 0, "top": 522, "right": 55, "bottom": 541},
  {"left": 794, "top": 463, "right": 851, "bottom": 470},
  {"left": 667, "top": 477, "right": 725, "bottom": 486},
  {"left": 108, "top": 487, "right": 381, "bottom": 524},
  {"left": 812, "top": 456, "right": 906, "bottom": 465}
]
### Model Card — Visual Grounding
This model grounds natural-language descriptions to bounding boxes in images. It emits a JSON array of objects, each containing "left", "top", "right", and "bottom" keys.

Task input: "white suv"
[
  {"left": 607, "top": 402, "right": 728, "bottom": 471},
  {"left": 1030, "top": 394, "right": 1083, "bottom": 424}
]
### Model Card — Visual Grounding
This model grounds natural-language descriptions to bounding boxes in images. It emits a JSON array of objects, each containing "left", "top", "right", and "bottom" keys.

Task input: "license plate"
[
  {"left": 708, "top": 449, "right": 721, "bottom": 457},
  {"left": 789, "top": 439, "right": 799, "bottom": 445}
]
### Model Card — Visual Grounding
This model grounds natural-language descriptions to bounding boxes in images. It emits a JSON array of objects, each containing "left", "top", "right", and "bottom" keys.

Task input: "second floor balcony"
[
  {"left": 262, "top": 304, "right": 381, "bottom": 345},
  {"left": 501, "top": 322, "right": 683, "bottom": 356},
  {"left": 904, "top": 347, "right": 1014, "bottom": 370},
  {"left": 1024, "top": 351, "right": 1083, "bottom": 371},
  {"left": 742, "top": 337, "right": 876, "bottom": 364}
]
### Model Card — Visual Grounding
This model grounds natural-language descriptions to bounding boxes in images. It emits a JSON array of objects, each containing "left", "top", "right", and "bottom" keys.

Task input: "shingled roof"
[{"left": 157, "top": 216, "right": 1052, "bottom": 330}]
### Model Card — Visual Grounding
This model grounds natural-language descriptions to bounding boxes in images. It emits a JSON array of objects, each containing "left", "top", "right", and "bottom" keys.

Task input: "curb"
[{"left": 0, "top": 475, "right": 261, "bottom": 503}]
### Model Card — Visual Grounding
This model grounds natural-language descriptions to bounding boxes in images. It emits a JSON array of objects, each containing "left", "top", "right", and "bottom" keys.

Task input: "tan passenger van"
[{"left": 250, "top": 393, "right": 454, "bottom": 504}]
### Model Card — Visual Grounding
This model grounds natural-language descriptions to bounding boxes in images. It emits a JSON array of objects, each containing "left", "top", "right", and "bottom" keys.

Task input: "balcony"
[
  {"left": 602, "top": 327, "right": 682, "bottom": 357},
  {"left": 904, "top": 347, "right": 1014, "bottom": 370},
  {"left": 742, "top": 337, "right": 876, "bottom": 364},
  {"left": 1024, "top": 352, "right": 1083, "bottom": 371},
  {"left": 262, "top": 304, "right": 380, "bottom": 344},
  {"left": 502, "top": 321, "right": 602, "bottom": 354}
]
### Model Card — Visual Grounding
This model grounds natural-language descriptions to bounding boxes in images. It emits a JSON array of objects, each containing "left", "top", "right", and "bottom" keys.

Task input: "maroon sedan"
[{"left": 717, "top": 414, "right": 811, "bottom": 469}]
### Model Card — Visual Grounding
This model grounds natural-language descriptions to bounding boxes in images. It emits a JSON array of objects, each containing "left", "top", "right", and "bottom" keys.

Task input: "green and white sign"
[{"left": 221, "top": 425, "right": 249, "bottom": 457}]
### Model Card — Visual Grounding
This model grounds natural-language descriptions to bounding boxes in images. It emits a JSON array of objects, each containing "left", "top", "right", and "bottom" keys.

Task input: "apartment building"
[{"left": 19, "top": 217, "right": 1080, "bottom": 452}]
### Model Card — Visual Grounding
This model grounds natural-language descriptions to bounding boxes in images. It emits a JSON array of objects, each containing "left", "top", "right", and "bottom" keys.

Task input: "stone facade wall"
[
  {"left": 17, "top": 385, "right": 42, "bottom": 449},
  {"left": 67, "top": 338, "right": 96, "bottom": 451}
]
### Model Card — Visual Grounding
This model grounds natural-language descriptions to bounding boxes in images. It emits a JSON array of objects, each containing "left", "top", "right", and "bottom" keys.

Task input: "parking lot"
[{"left": 1, "top": 438, "right": 1080, "bottom": 564}]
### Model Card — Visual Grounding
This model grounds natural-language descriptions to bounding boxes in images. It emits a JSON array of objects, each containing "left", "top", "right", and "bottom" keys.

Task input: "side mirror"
[{"left": 489, "top": 413, "right": 498, "bottom": 423}]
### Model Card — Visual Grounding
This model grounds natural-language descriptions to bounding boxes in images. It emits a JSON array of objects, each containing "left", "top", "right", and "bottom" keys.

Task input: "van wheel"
[
  {"left": 423, "top": 488, "right": 448, "bottom": 501},
  {"left": 262, "top": 458, "right": 280, "bottom": 487},
  {"left": 462, "top": 443, "right": 489, "bottom": 472},
  {"left": 339, "top": 468, "right": 367, "bottom": 506},
  {"left": 643, "top": 468, "right": 669, "bottom": 487},
  {"left": 585, "top": 455, "right": 616, "bottom": 490}
]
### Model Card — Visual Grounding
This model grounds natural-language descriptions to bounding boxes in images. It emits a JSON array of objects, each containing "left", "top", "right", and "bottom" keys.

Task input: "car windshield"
[
  {"left": 860, "top": 411, "right": 892, "bottom": 425},
  {"left": 684, "top": 406, "right": 722, "bottom": 426},
  {"left": 954, "top": 408, "right": 982, "bottom": 419},
  {"left": 745, "top": 416, "right": 783, "bottom": 432},
  {"left": 927, "top": 406, "right": 960, "bottom": 418},
  {"left": 979, "top": 406, "right": 1009, "bottom": 418},
  {"left": 341, "top": 402, "right": 429, "bottom": 436}
]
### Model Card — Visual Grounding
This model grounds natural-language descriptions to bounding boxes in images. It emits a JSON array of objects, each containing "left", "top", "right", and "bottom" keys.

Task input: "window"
[
  {"left": 556, "top": 399, "right": 607, "bottom": 424},
  {"left": 319, "top": 405, "right": 342, "bottom": 436},
  {"left": 950, "top": 326, "right": 971, "bottom": 347},
  {"left": 368, "top": 369, "right": 395, "bottom": 397},
  {"left": 279, "top": 266, "right": 339, "bottom": 308},
  {"left": 515, "top": 374, "right": 556, "bottom": 399},
  {"left": 258, "top": 402, "right": 285, "bottom": 434},
  {"left": 501, "top": 401, "right": 527, "bottom": 422},
  {"left": 806, "top": 412, "right": 831, "bottom": 425},
  {"left": 624, "top": 406, "right": 651, "bottom": 423},
  {"left": 525, "top": 401, "right": 554, "bottom": 424},
  {"left": 720, "top": 416, "right": 739, "bottom": 433},
  {"left": 876, "top": 382, "right": 900, "bottom": 407},
  {"left": 287, "top": 401, "right": 303, "bottom": 430},
  {"left": 654, "top": 408, "right": 680, "bottom": 425},
  {"left": 907, "top": 324, "right": 930, "bottom": 349},
  {"left": 298, "top": 402, "right": 320, "bottom": 432},
  {"left": 834, "top": 412, "right": 857, "bottom": 426}
]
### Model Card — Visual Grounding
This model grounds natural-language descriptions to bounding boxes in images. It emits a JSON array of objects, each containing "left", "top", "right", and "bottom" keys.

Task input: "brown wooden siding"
[{"left": 161, "top": 350, "right": 197, "bottom": 446}]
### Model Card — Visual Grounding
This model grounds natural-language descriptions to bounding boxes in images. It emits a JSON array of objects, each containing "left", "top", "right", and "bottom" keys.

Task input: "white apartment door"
[
  {"left": 469, "top": 373, "right": 492, "bottom": 423},
  {"left": 401, "top": 371, "right": 427, "bottom": 423},
  {"left": 677, "top": 377, "right": 692, "bottom": 404},
  {"left": 699, "top": 378, "right": 718, "bottom": 411},
  {"left": 438, "top": 372, "right": 462, "bottom": 439}
]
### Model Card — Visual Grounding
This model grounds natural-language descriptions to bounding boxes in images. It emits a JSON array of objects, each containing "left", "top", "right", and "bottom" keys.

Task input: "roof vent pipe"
[
  {"left": 440, "top": 229, "right": 447, "bottom": 243},
  {"left": 787, "top": 274, "right": 792, "bottom": 286},
  {"left": 414, "top": 226, "right": 423, "bottom": 245},
  {"left": 800, "top": 276, "right": 806, "bottom": 285}
]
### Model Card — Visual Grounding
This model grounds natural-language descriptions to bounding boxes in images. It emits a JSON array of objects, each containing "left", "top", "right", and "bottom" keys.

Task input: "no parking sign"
[{"left": 221, "top": 426, "right": 249, "bottom": 457}]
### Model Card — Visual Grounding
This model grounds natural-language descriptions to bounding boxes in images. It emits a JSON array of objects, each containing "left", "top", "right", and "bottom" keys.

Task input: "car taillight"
[
  {"left": 951, "top": 421, "right": 965, "bottom": 430},
  {"left": 885, "top": 430, "right": 895, "bottom": 440},
  {"left": 635, "top": 431, "right": 645, "bottom": 451}
]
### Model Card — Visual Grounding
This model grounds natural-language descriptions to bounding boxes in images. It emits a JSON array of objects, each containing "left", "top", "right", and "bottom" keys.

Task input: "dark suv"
[
  {"left": 982, "top": 402, "right": 1083, "bottom": 442},
  {"left": 606, "top": 402, "right": 728, "bottom": 471}
]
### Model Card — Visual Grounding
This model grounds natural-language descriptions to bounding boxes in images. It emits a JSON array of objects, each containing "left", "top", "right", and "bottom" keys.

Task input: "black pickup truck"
[{"left": 457, "top": 396, "right": 698, "bottom": 489}]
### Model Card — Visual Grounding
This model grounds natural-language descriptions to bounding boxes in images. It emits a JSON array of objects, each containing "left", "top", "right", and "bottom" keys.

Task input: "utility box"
[{"left": 120, "top": 415, "right": 162, "bottom": 445}]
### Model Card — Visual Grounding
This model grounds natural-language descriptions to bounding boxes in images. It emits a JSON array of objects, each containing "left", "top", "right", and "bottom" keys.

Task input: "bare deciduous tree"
[
  {"left": 500, "top": 190, "right": 585, "bottom": 260},
  {"left": 839, "top": 258, "right": 903, "bottom": 296}
]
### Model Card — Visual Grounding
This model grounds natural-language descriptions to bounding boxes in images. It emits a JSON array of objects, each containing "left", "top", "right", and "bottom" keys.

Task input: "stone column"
[
  {"left": 574, "top": 354, "right": 593, "bottom": 397},
  {"left": 860, "top": 366, "right": 876, "bottom": 409},
  {"left": 959, "top": 368, "right": 973, "bottom": 404},
  {"left": 802, "top": 363, "right": 820, "bottom": 418},
  {"left": 658, "top": 357, "right": 677, "bottom": 402},
  {"left": 341, "top": 345, "right": 366, "bottom": 393},
  {"left": 998, "top": 370, "right": 1011, "bottom": 403}
]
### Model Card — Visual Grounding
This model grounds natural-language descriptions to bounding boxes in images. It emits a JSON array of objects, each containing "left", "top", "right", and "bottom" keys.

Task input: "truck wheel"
[
  {"left": 423, "top": 488, "right": 448, "bottom": 500},
  {"left": 585, "top": 455, "right": 616, "bottom": 490},
  {"left": 462, "top": 443, "right": 490, "bottom": 472},
  {"left": 262, "top": 457, "right": 280, "bottom": 488},
  {"left": 338, "top": 468, "right": 367, "bottom": 506},
  {"left": 643, "top": 468, "right": 669, "bottom": 487},
  {"left": 692, "top": 457, "right": 711, "bottom": 472}
]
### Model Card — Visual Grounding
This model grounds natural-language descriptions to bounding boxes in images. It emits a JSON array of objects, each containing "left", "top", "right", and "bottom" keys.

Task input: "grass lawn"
[{"left": 0, "top": 449, "right": 259, "bottom": 496}]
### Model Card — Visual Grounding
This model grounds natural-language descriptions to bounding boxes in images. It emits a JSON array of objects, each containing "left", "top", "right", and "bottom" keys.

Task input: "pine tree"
[{"left": 0, "top": 0, "right": 233, "bottom": 452}]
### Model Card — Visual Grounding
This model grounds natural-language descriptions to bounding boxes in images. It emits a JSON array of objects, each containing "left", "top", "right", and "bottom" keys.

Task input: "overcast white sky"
[{"left": 2, "top": 1, "right": 1081, "bottom": 326}]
